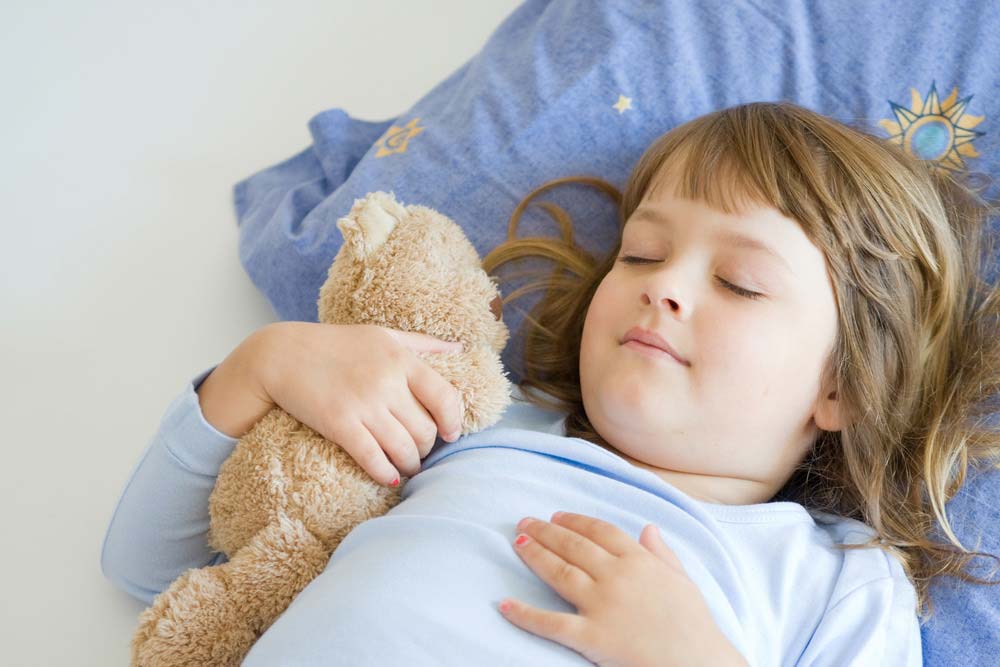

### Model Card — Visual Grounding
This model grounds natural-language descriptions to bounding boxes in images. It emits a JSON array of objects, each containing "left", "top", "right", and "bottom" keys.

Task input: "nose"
[
  {"left": 642, "top": 291, "right": 682, "bottom": 314},
  {"left": 641, "top": 270, "right": 687, "bottom": 317}
]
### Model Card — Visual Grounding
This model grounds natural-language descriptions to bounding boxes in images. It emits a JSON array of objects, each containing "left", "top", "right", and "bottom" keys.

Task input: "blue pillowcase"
[{"left": 231, "top": 1, "right": 1000, "bottom": 662}]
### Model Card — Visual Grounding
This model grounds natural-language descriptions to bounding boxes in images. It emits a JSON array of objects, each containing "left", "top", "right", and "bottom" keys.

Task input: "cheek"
[
  {"left": 582, "top": 280, "right": 616, "bottom": 335},
  {"left": 705, "top": 318, "right": 797, "bottom": 392},
  {"left": 580, "top": 281, "right": 617, "bottom": 378}
]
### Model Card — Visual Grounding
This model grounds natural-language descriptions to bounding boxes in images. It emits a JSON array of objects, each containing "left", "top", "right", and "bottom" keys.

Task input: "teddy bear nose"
[{"left": 489, "top": 295, "right": 502, "bottom": 321}]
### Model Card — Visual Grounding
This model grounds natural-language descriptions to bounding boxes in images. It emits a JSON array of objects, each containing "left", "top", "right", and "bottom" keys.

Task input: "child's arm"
[
  {"left": 99, "top": 329, "right": 275, "bottom": 605},
  {"left": 100, "top": 322, "right": 462, "bottom": 605}
]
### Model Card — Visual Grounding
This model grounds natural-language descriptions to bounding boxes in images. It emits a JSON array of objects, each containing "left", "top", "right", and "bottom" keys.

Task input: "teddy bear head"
[{"left": 316, "top": 190, "right": 509, "bottom": 355}]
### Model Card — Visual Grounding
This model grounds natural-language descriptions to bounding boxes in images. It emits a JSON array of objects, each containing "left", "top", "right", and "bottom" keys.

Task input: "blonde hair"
[{"left": 482, "top": 101, "right": 1000, "bottom": 621}]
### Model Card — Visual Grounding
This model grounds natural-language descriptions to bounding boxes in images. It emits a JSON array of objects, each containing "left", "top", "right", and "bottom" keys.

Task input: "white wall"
[{"left": 0, "top": 1, "right": 522, "bottom": 664}]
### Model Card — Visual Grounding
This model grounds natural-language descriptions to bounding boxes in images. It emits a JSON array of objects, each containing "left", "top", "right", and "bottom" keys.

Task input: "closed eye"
[
  {"left": 616, "top": 255, "right": 765, "bottom": 300},
  {"left": 717, "top": 277, "right": 764, "bottom": 300}
]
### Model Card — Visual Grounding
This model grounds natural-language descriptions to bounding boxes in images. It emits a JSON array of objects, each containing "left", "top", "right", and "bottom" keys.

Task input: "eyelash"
[{"left": 616, "top": 255, "right": 764, "bottom": 300}]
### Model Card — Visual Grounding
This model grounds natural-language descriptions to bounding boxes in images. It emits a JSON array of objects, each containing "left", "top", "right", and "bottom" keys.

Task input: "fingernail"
[
  {"left": 389, "top": 477, "right": 399, "bottom": 487},
  {"left": 514, "top": 534, "right": 530, "bottom": 547}
]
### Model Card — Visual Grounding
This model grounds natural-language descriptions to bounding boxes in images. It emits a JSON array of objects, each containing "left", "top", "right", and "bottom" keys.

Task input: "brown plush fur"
[{"left": 130, "top": 191, "right": 512, "bottom": 666}]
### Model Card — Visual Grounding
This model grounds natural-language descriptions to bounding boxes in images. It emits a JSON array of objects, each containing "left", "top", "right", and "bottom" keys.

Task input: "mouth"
[{"left": 621, "top": 326, "right": 689, "bottom": 366}]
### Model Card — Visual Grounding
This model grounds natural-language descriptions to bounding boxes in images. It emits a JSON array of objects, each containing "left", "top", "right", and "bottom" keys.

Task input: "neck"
[{"left": 601, "top": 445, "right": 782, "bottom": 506}]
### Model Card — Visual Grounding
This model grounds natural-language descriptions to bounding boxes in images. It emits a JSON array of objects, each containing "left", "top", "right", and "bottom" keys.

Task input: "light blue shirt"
[{"left": 101, "top": 366, "right": 922, "bottom": 666}]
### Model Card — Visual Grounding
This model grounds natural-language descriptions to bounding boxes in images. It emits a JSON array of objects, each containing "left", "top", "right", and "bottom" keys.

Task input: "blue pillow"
[{"left": 232, "top": 1, "right": 1000, "bottom": 662}]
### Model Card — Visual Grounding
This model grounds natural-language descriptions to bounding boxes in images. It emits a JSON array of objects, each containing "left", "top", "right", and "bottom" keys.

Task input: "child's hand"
[
  {"left": 499, "top": 512, "right": 749, "bottom": 667},
  {"left": 256, "top": 321, "right": 464, "bottom": 487}
]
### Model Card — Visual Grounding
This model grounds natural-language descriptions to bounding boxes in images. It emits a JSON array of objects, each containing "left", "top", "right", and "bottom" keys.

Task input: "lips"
[{"left": 621, "top": 326, "right": 689, "bottom": 366}]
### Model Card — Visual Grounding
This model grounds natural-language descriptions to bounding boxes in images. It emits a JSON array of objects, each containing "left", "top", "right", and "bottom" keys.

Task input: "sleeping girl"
[{"left": 101, "top": 101, "right": 1000, "bottom": 666}]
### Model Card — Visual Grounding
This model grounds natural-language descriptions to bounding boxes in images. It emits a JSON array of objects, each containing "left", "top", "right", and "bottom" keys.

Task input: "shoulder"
[
  {"left": 788, "top": 512, "right": 921, "bottom": 664},
  {"left": 806, "top": 509, "right": 913, "bottom": 595}
]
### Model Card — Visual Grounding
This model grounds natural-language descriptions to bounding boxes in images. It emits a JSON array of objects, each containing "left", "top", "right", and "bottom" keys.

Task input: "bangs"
[{"left": 639, "top": 105, "right": 836, "bottom": 236}]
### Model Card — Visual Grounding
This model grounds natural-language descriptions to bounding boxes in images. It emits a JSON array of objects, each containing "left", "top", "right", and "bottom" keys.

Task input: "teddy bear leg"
[{"left": 130, "top": 513, "right": 331, "bottom": 667}]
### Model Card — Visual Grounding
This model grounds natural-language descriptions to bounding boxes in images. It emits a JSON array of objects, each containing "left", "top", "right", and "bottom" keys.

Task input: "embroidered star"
[
  {"left": 612, "top": 94, "right": 633, "bottom": 114},
  {"left": 374, "top": 117, "right": 425, "bottom": 157}
]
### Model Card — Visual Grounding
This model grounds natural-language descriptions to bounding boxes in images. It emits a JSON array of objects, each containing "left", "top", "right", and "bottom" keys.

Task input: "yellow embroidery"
[
  {"left": 878, "top": 81, "right": 985, "bottom": 174},
  {"left": 613, "top": 94, "right": 633, "bottom": 114},
  {"left": 374, "top": 118, "right": 426, "bottom": 157}
]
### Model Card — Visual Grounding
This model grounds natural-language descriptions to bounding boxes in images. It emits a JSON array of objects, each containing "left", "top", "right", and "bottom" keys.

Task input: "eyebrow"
[{"left": 630, "top": 206, "right": 796, "bottom": 276}]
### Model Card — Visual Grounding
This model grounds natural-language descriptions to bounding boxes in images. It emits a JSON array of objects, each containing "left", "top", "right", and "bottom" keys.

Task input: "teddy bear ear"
[{"left": 336, "top": 191, "right": 406, "bottom": 257}]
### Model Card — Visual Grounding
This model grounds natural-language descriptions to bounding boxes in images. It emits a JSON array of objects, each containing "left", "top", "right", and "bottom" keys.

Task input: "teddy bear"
[{"left": 129, "top": 191, "right": 513, "bottom": 666}]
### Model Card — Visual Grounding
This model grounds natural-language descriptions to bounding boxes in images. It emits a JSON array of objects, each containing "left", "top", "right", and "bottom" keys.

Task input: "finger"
[
  {"left": 638, "top": 524, "right": 684, "bottom": 571},
  {"left": 512, "top": 526, "right": 594, "bottom": 606},
  {"left": 364, "top": 409, "right": 421, "bottom": 478},
  {"left": 517, "top": 518, "right": 611, "bottom": 582},
  {"left": 406, "top": 359, "right": 463, "bottom": 441},
  {"left": 548, "top": 512, "right": 636, "bottom": 558},
  {"left": 386, "top": 328, "right": 463, "bottom": 354},
  {"left": 389, "top": 397, "right": 439, "bottom": 460},
  {"left": 497, "top": 598, "right": 586, "bottom": 652},
  {"left": 329, "top": 418, "right": 401, "bottom": 487}
]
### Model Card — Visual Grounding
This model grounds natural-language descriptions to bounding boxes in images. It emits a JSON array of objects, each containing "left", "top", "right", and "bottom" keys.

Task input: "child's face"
[{"left": 579, "top": 172, "right": 841, "bottom": 505}]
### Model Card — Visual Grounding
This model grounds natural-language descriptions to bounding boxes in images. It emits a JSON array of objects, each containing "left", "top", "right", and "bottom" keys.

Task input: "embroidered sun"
[{"left": 878, "top": 81, "right": 986, "bottom": 174}]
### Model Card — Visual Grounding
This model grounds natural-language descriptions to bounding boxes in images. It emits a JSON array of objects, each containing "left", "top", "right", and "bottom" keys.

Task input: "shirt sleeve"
[
  {"left": 99, "top": 365, "right": 239, "bottom": 605},
  {"left": 795, "top": 574, "right": 922, "bottom": 666}
]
